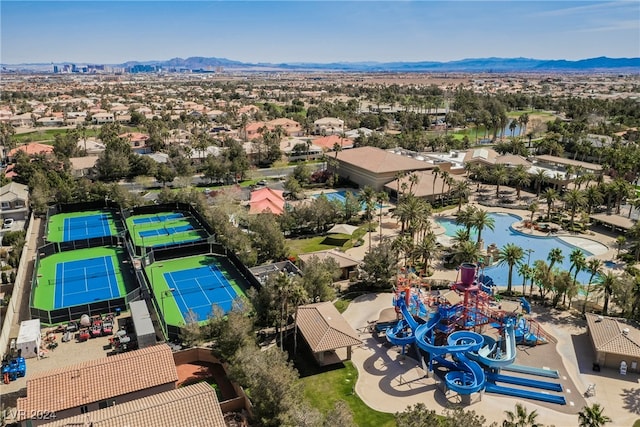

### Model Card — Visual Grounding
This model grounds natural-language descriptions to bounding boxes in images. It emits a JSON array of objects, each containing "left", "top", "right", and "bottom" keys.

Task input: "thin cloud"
[
  {"left": 533, "top": 1, "right": 636, "bottom": 17},
  {"left": 572, "top": 19, "right": 640, "bottom": 32}
]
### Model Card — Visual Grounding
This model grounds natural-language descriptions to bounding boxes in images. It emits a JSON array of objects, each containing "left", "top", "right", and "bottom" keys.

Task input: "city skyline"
[{"left": 1, "top": 1, "right": 639, "bottom": 65}]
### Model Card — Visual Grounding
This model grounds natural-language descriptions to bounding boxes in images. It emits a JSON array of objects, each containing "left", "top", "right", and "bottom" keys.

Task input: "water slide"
[
  {"left": 520, "top": 297, "right": 531, "bottom": 314},
  {"left": 385, "top": 318, "right": 416, "bottom": 347},
  {"left": 502, "top": 364, "right": 559, "bottom": 378},
  {"left": 486, "top": 373, "right": 563, "bottom": 391},
  {"left": 473, "top": 321, "right": 517, "bottom": 368},
  {"left": 484, "top": 383, "right": 566, "bottom": 405}
]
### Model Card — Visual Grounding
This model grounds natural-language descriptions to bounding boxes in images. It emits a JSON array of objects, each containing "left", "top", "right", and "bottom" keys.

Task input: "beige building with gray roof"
[{"left": 586, "top": 312, "right": 640, "bottom": 373}]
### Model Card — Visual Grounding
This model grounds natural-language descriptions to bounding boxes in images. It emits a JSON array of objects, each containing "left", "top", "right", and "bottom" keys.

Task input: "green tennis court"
[
  {"left": 47, "top": 210, "right": 118, "bottom": 243},
  {"left": 146, "top": 254, "right": 248, "bottom": 327},
  {"left": 126, "top": 211, "right": 209, "bottom": 249},
  {"left": 33, "top": 246, "right": 133, "bottom": 310}
]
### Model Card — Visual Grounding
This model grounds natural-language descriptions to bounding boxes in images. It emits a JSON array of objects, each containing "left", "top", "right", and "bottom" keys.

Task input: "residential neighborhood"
[{"left": 0, "top": 69, "right": 639, "bottom": 427}]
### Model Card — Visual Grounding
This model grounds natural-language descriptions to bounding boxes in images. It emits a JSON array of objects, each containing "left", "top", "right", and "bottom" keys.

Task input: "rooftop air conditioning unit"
[
  {"left": 596, "top": 315, "right": 604, "bottom": 322},
  {"left": 623, "top": 328, "right": 630, "bottom": 335}
]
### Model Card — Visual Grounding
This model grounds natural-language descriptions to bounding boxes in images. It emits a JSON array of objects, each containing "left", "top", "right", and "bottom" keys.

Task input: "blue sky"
[{"left": 1, "top": 1, "right": 639, "bottom": 64}]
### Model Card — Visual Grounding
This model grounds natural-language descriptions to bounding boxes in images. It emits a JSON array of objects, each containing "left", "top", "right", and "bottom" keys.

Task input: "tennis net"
[{"left": 48, "top": 270, "right": 117, "bottom": 285}]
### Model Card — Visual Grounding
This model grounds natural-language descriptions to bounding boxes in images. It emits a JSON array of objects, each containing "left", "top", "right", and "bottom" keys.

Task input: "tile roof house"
[
  {"left": 69, "top": 156, "right": 99, "bottom": 178},
  {"left": 267, "top": 118, "right": 303, "bottom": 137},
  {"left": 296, "top": 302, "right": 362, "bottom": 365},
  {"left": 40, "top": 382, "right": 226, "bottom": 427},
  {"left": 0, "top": 181, "right": 29, "bottom": 221},
  {"left": 7, "top": 142, "right": 54, "bottom": 161},
  {"left": 249, "top": 187, "right": 285, "bottom": 215},
  {"left": 334, "top": 146, "right": 434, "bottom": 191},
  {"left": 313, "top": 135, "right": 354, "bottom": 152},
  {"left": 16, "top": 345, "right": 178, "bottom": 426},
  {"left": 586, "top": 313, "right": 640, "bottom": 373},
  {"left": 314, "top": 117, "right": 344, "bottom": 135},
  {"left": 298, "top": 249, "right": 361, "bottom": 280}
]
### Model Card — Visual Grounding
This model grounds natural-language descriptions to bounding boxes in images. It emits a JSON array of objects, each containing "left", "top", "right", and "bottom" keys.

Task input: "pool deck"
[{"left": 343, "top": 192, "right": 620, "bottom": 285}]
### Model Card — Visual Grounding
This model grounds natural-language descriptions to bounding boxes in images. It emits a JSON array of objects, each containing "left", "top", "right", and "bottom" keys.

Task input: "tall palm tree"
[
  {"left": 568, "top": 249, "right": 586, "bottom": 308},
  {"left": 534, "top": 169, "right": 547, "bottom": 196},
  {"left": 547, "top": 248, "right": 564, "bottom": 272},
  {"left": 585, "top": 185, "right": 604, "bottom": 215},
  {"left": 564, "top": 189, "right": 586, "bottom": 231},
  {"left": 543, "top": 188, "right": 558, "bottom": 221},
  {"left": 473, "top": 209, "right": 495, "bottom": 246},
  {"left": 518, "top": 113, "right": 529, "bottom": 137},
  {"left": 358, "top": 186, "right": 377, "bottom": 250},
  {"left": 578, "top": 403, "right": 611, "bottom": 427},
  {"left": 528, "top": 201, "right": 539, "bottom": 224},
  {"left": 498, "top": 243, "right": 525, "bottom": 294},
  {"left": 511, "top": 165, "right": 531, "bottom": 200},
  {"left": 414, "top": 232, "right": 439, "bottom": 273},
  {"left": 452, "top": 229, "right": 471, "bottom": 247},
  {"left": 503, "top": 403, "right": 541, "bottom": 427},
  {"left": 492, "top": 164, "right": 509, "bottom": 197},
  {"left": 439, "top": 170, "right": 451, "bottom": 206},
  {"left": 583, "top": 259, "right": 603, "bottom": 314},
  {"left": 376, "top": 191, "right": 389, "bottom": 240},
  {"left": 596, "top": 271, "right": 618, "bottom": 316},
  {"left": 455, "top": 205, "right": 477, "bottom": 235},
  {"left": 518, "top": 263, "right": 532, "bottom": 296},
  {"left": 452, "top": 180, "right": 471, "bottom": 213}
]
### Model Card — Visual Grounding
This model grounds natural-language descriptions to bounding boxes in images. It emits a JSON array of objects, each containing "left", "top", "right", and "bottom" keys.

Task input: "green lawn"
[
  {"left": 301, "top": 361, "right": 396, "bottom": 427},
  {"left": 287, "top": 226, "right": 368, "bottom": 257},
  {"left": 14, "top": 128, "right": 100, "bottom": 143}
]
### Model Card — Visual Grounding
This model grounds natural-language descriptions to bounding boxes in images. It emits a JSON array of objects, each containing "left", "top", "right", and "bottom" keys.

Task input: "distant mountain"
[
  {"left": 3, "top": 56, "right": 639, "bottom": 73},
  {"left": 142, "top": 56, "right": 640, "bottom": 72}
]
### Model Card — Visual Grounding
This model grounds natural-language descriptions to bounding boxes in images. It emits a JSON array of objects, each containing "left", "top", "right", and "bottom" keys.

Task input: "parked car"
[{"left": 2, "top": 219, "right": 14, "bottom": 229}]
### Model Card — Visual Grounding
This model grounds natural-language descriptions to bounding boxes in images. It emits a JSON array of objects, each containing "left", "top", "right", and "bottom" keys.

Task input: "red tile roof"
[
  {"left": 313, "top": 135, "right": 353, "bottom": 151},
  {"left": 249, "top": 188, "right": 285, "bottom": 215},
  {"left": 16, "top": 345, "right": 178, "bottom": 419},
  {"left": 41, "top": 382, "right": 226, "bottom": 427},
  {"left": 7, "top": 142, "right": 54, "bottom": 157}
]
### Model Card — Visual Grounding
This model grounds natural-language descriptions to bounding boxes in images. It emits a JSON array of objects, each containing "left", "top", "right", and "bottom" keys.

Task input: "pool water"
[
  {"left": 313, "top": 190, "right": 385, "bottom": 210},
  {"left": 436, "top": 212, "right": 599, "bottom": 286}
]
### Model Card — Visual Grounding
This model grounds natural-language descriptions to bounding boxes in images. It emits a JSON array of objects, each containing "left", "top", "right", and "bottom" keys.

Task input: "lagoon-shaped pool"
[{"left": 435, "top": 212, "right": 609, "bottom": 286}]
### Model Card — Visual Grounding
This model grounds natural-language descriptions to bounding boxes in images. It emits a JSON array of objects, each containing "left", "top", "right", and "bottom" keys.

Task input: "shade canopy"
[{"left": 327, "top": 224, "right": 359, "bottom": 235}]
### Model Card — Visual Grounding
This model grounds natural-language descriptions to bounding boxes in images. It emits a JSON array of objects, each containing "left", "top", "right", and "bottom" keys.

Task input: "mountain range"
[{"left": 5, "top": 56, "right": 640, "bottom": 73}]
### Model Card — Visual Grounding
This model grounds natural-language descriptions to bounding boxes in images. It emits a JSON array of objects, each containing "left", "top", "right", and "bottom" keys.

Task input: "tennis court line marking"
[
  {"left": 208, "top": 265, "right": 235, "bottom": 300},
  {"left": 60, "top": 262, "right": 65, "bottom": 307},
  {"left": 194, "top": 278, "right": 213, "bottom": 306},
  {"left": 165, "top": 272, "right": 190, "bottom": 322},
  {"left": 103, "top": 256, "right": 115, "bottom": 299}
]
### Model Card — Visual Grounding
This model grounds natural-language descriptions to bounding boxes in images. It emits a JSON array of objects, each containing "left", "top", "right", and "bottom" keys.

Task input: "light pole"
[{"left": 161, "top": 287, "right": 175, "bottom": 340}]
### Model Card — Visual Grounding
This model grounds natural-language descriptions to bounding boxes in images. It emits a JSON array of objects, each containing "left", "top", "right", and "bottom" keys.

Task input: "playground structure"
[{"left": 386, "top": 263, "right": 565, "bottom": 405}]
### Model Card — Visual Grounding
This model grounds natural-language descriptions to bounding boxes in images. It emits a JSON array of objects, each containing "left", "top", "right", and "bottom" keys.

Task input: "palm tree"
[
  {"left": 583, "top": 259, "right": 603, "bottom": 314},
  {"left": 452, "top": 229, "right": 471, "bottom": 247},
  {"left": 509, "top": 119, "right": 518, "bottom": 137},
  {"left": 585, "top": 185, "right": 604, "bottom": 215},
  {"left": 518, "top": 113, "right": 529, "bottom": 137},
  {"left": 439, "top": 170, "right": 451, "bottom": 206},
  {"left": 376, "top": 191, "right": 389, "bottom": 240},
  {"left": 452, "top": 240, "right": 482, "bottom": 266},
  {"left": 503, "top": 403, "right": 541, "bottom": 427},
  {"left": 543, "top": 188, "right": 558, "bottom": 221},
  {"left": 596, "top": 271, "right": 618, "bottom": 316},
  {"left": 415, "top": 232, "right": 439, "bottom": 273},
  {"left": 452, "top": 180, "right": 471, "bottom": 213},
  {"left": 511, "top": 165, "right": 530, "bottom": 199},
  {"left": 473, "top": 209, "right": 495, "bottom": 246},
  {"left": 492, "top": 164, "right": 509, "bottom": 197},
  {"left": 358, "top": 186, "right": 377, "bottom": 250},
  {"left": 578, "top": 403, "right": 611, "bottom": 427},
  {"left": 547, "top": 248, "right": 564, "bottom": 272},
  {"left": 564, "top": 189, "right": 586, "bottom": 231},
  {"left": 534, "top": 169, "right": 547, "bottom": 196},
  {"left": 528, "top": 201, "right": 539, "bottom": 224},
  {"left": 455, "top": 205, "right": 477, "bottom": 235},
  {"left": 518, "top": 263, "right": 532, "bottom": 296},
  {"left": 498, "top": 243, "right": 525, "bottom": 294},
  {"left": 615, "top": 236, "right": 626, "bottom": 257}
]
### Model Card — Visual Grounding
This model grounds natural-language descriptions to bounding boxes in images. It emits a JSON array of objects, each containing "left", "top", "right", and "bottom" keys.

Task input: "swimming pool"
[
  {"left": 436, "top": 212, "right": 608, "bottom": 286},
  {"left": 313, "top": 190, "right": 386, "bottom": 210}
]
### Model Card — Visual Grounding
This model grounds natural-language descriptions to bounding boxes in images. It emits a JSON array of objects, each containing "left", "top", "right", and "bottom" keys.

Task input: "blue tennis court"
[
  {"left": 53, "top": 256, "right": 120, "bottom": 308},
  {"left": 164, "top": 264, "right": 238, "bottom": 321},
  {"left": 63, "top": 214, "right": 112, "bottom": 241},
  {"left": 132, "top": 213, "right": 183, "bottom": 225},
  {"left": 139, "top": 224, "right": 193, "bottom": 238}
]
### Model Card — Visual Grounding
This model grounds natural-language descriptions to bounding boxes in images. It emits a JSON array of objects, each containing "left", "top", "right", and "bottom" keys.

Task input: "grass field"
[
  {"left": 287, "top": 225, "right": 368, "bottom": 257},
  {"left": 301, "top": 362, "right": 396, "bottom": 427},
  {"left": 33, "top": 246, "right": 131, "bottom": 310},
  {"left": 145, "top": 254, "right": 248, "bottom": 327},
  {"left": 46, "top": 210, "right": 119, "bottom": 243}
]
